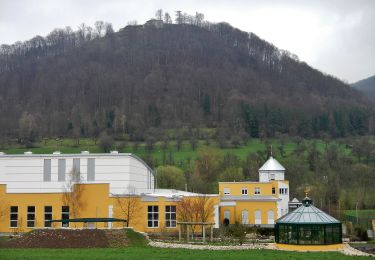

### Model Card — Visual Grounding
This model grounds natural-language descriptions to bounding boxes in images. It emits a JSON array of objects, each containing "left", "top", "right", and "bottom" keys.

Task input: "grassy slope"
[
  {"left": 2, "top": 138, "right": 349, "bottom": 163},
  {"left": 345, "top": 210, "right": 375, "bottom": 217}
]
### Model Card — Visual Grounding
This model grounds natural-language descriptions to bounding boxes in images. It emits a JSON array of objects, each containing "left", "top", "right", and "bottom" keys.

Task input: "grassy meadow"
[{"left": 1, "top": 137, "right": 350, "bottom": 164}]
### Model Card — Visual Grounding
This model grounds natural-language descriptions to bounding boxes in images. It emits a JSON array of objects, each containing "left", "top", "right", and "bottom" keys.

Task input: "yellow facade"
[
  {"left": 219, "top": 201, "right": 277, "bottom": 225},
  {"left": 219, "top": 181, "right": 280, "bottom": 196},
  {"left": 0, "top": 179, "right": 286, "bottom": 233},
  {"left": 218, "top": 181, "right": 286, "bottom": 225},
  {"left": 0, "top": 183, "right": 221, "bottom": 234}
]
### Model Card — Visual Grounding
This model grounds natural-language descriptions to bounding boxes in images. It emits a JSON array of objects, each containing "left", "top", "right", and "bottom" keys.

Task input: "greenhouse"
[{"left": 275, "top": 197, "right": 342, "bottom": 245}]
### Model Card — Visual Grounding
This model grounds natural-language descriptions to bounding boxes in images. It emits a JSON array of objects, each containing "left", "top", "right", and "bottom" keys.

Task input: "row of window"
[
  {"left": 10, "top": 206, "right": 69, "bottom": 228},
  {"left": 43, "top": 158, "right": 95, "bottom": 182},
  {"left": 224, "top": 209, "right": 275, "bottom": 225},
  {"left": 224, "top": 187, "right": 288, "bottom": 196},
  {"left": 9, "top": 205, "right": 177, "bottom": 229},
  {"left": 147, "top": 205, "right": 176, "bottom": 228}
]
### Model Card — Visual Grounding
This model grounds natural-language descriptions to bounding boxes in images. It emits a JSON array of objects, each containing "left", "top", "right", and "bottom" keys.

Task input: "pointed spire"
[{"left": 270, "top": 144, "right": 273, "bottom": 157}]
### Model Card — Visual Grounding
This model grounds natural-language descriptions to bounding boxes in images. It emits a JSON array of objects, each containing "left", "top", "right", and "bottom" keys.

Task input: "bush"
[{"left": 99, "top": 132, "right": 114, "bottom": 152}]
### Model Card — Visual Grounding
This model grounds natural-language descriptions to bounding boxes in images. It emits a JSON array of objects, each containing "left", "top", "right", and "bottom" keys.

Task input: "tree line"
[{"left": 154, "top": 137, "right": 375, "bottom": 213}]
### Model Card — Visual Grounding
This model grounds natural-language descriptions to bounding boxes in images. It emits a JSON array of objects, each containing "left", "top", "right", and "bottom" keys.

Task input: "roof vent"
[
  {"left": 110, "top": 150, "right": 119, "bottom": 154},
  {"left": 24, "top": 151, "right": 33, "bottom": 155},
  {"left": 53, "top": 151, "right": 61, "bottom": 155},
  {"left": 81, "top": 151, "right": 90, "bottom": 155}
]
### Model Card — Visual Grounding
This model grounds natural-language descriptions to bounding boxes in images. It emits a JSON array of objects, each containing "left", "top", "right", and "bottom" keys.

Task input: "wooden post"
[
  {"left": 202, "top": 225, "right": 205, "bottom": 243},
  {"left": 186, "top": 224, "right": 189, "bottom": 242},
  {"left": 210, "top": 225, "right": 213, "bottom": 242},
  {"left": 179, "top": 224, "right": 181, "bottom": 242}
]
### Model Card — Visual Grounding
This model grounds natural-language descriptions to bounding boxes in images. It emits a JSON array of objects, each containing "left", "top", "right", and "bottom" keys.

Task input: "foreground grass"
[
  {"left": 0, "top": 230, "right": 363, "bottom": 259},
  {"left": 0, "top": 247, "right": 363, "bottom": 260}
]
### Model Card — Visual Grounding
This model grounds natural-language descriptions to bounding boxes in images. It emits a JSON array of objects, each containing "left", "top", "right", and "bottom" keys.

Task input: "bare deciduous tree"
[
  {"left": 115, "top": 186, "right": 141, "bottom": 227},
  {"left": 62, "top": 167, "right": 85, "bottom": 226}
]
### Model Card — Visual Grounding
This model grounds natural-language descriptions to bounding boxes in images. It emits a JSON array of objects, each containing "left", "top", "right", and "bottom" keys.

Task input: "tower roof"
[
  {"left": 276, "top": 197, "right": 340, "bottom": 224},
  {"left": 259, "top": 156, "right": 285, "bottom": 171}
]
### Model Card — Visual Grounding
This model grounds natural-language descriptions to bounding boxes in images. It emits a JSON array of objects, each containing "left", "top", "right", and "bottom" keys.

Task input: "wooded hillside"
[{"left": 0, "top": 14, "right": 372, "bottom": 144}]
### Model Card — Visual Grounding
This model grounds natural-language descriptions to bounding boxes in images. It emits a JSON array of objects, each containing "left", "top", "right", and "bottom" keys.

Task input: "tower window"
[
  {"left": 254, "top": 187, "right": 261, "bottom": 195},
  {"left": 241, "top": 188, "right": 248, "bottom": 195}
]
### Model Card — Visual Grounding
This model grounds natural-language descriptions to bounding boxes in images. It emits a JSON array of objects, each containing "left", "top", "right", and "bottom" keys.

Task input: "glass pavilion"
[{"left": 275, "top": 197, "right": 342, "bottom": 245}]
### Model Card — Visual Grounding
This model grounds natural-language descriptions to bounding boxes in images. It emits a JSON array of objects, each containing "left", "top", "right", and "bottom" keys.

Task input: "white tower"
[
  {"left": 258, "top": 156, "right": 289, "bottom": 218},
  {"left": 258, "top": 156, "right": 285, "bottom": 182}
]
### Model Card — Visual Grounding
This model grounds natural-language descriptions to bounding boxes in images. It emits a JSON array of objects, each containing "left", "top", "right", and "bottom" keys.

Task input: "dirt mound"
[{"left": 1, "top": 229, "right": 129, "bottom": 248}]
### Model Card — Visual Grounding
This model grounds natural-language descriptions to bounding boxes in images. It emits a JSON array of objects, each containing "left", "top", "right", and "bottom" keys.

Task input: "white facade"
[
  {"left": 276, "top": 181, "right": 289, "bottom": 218},
  {"left": 0, "top": 152, "right": 154, "bottom": 195}
]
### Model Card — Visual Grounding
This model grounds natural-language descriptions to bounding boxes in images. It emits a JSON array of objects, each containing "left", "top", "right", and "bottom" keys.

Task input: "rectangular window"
[
  {"left": 285, "top": 188, "right": 288, "bottom": 195},
  {"left": 43, "top": 159, "right": 51, "bottom": 181},
  {"left": 223, "top": 188, "right": 230, "bottom": 195},
  {"left": 270, "top": 174, "right": 275, "bottom": 180},
  {"left": 58, "top": 159, "right": 66, "bottom": 182},
  {"left": 27, "top": 206, "right": 36, "bottom": 228},
  {"left": 165, "top": 205, "right": 176, "bottom": 228},
  {"left": 272, "top": 187, "right": 276, "bottom": 195},
  {"left": 87, "top": 158, "right": 95, "bottom": 181},
  {"left": 254, "top": 187, "right": 261, "bottom": 195},
  {"left": 61, "top": 206, "right": 70, "bottom": 227},
  {"left": 147, "top": 206, "right": 159, "bottom": 228},
  {"left": 241, "top": 188, "right": 248, "bottom": 195},
  {"left": 72, "top": 158, "right": 80, "bottom": 181},
  {"left": 44, "top": 206, "right": 53, "bottom": 228},
  {"left": 10, "top": 206, "right": 18, "bottom": 228},
  {"left": 279, "top": 188, "right": 287, "bottom": 195}
]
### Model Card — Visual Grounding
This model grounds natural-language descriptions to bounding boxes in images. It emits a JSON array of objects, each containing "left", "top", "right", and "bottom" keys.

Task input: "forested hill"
[
  {"left": 0, "top": 18, "right": 373, "bottom": 143},
  {"left": 352, "top": 74, "right": 375, "bottom": 102}
]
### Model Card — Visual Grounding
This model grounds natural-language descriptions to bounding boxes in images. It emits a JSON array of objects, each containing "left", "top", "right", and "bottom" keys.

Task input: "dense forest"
[
  {"left": 0, "top": 10, "right": 373, "bottom": 146},
  {"left": 352, "top": 74, "right": 375, "bottom": 102}
]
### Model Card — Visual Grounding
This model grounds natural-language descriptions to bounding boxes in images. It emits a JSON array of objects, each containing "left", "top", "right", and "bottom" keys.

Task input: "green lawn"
[
  {"left": 0, "top": 229, "right": 364, "bottom": 259},
  {"left": 0, "top": 247, "right": 364, "bottom": 259}
]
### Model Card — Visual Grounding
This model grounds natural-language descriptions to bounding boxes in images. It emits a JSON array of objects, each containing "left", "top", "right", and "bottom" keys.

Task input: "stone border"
[
  {"left": 148, "top": 240, "right": 275, "bottom": 250},
  {"left": 148, "top": 240, "right": 374, "bottom": 256}
]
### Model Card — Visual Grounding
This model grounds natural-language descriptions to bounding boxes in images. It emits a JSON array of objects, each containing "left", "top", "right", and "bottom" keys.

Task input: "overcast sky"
[{"left": 0, "top": 0, "right": 374, "bottom": 83}]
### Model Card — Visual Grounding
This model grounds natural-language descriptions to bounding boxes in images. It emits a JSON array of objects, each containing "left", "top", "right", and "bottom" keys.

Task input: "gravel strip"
[
  {"left": 148, "top": 240, "right": 374, "bottom": 256},
  {"left": 340, "top": 243, "right": 374, "bottom": 257},
  {"left": 148, "top": 241, "right": 276, "bottom": 250}
]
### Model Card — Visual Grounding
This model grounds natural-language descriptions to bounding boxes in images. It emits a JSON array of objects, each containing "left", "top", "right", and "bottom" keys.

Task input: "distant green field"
[
  {"left": 2, "top": 138, "right": 350, "bottom": 165},
  {"left": 345, "top": 209, "right": 375, "bottom": 217}
]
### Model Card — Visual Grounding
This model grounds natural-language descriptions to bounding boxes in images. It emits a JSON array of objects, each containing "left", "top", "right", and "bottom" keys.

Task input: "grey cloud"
[{"left": 0, "top": 0, "right": 374, "bottom": 82}]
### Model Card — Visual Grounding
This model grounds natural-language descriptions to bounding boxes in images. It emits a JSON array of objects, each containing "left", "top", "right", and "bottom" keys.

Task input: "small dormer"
[{"left": 258, "top": 156, "right": 285, "bottom": 182}]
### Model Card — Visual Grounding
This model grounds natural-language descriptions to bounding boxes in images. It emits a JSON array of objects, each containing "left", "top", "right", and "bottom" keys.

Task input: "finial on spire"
[{"left": 270, "top": 144, "right": 273, "bottom": 157}]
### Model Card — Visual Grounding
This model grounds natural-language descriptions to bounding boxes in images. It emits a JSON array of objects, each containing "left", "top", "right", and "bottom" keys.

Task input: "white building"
[{"left": 0, "top": 151, "right": 154, "bottom": 195}]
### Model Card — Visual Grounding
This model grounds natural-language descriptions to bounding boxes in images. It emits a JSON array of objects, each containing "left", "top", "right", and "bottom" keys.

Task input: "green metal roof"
[
  {"left": 48, "top": 218, "right": 127, "bottom": 223},
  {"left": 276, "top": 197, "right": 341, "bottom": 224}
]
